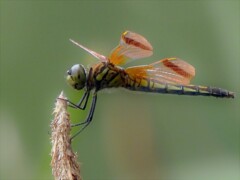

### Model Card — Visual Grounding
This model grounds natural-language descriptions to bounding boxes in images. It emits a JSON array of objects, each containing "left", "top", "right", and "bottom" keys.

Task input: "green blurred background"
[{"left": 0, "top": 1, "right": 239, "bottom": 180}]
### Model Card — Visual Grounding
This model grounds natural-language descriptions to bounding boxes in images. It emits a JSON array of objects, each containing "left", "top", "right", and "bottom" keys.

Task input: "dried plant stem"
[{"left": 51, "top": 92, "right": 82, "bottom": 180}]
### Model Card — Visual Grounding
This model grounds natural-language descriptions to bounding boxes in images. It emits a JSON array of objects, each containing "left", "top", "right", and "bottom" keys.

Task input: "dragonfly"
[{"left": 66, "top": 31, "right": 234, "bottom": 138}]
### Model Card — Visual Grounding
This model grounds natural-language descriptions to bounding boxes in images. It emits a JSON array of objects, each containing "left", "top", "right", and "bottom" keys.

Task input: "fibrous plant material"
[{"left": 51, "top": 92, "right": 82, "bottom": 180}]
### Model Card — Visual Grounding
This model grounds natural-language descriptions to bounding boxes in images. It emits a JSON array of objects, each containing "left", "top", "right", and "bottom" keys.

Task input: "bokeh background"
[{"left": 0, "top": 1, "right": 239, "bottom": 180}]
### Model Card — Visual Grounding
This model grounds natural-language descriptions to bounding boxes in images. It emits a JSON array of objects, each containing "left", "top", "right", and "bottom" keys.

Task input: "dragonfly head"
[{"left": 66, "top": 64, "right": 87, "bottom": 90}]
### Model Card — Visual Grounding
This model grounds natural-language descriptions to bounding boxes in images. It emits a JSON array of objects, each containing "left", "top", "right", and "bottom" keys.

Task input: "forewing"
[
  {"left": 125, "top": 58, "right": 195, "bottom": 85},
  {"left": 109, "top": 31, "right": 153, "bottom": 65},
  {"left": 70, "top": 39, "right": 108, "bottom": 62}
]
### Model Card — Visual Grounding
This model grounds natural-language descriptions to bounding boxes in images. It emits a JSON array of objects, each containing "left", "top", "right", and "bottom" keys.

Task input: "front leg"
[
  {"left": 67, "top": 91, "right": 90, "bottom": 110},
  {"left": 71, "top": 91, "right": 98, "bottom": 140}
]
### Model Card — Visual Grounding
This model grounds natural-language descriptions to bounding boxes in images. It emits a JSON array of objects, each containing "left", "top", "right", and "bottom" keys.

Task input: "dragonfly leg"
[
  {"left": 71, "top": 91, "right": 98, "bottom": 140},
  {"left": 70, "top": 91, "right": 91, "bottom": 127},
  {"left": 67, "top": 91, "right": 90, "bottom": 110}
]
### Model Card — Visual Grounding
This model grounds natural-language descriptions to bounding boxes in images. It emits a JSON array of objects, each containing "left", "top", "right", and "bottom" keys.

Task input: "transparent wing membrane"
[
  {"left": 109, "top": 31, "right": 153, "bottom": 65},
  {"left": 70, "top": 39, "right": 108, "bottom": 62},
  {"left": 126, "top": 58, "right": 195, "bottom": 85}
]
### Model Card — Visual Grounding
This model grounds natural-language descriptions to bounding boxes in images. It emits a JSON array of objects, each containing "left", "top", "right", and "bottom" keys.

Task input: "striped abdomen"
[{"left": 124, "top": 78, "right": 235, "bottom": 98}]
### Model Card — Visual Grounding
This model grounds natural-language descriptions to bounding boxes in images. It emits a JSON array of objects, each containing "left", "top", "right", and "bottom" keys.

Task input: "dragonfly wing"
[
  {"left": 125, "top": 57, "right": 195, "bottom": 85},
  {"left": 70, "top": 39, "right": 108, "bottom": 62},
  {"left": 109, "top": 31, "right": 153, "bottom": 65}
]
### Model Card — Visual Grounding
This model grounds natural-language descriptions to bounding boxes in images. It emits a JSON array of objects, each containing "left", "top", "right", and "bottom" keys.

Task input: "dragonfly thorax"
[{"left": 66, "top": 64, "right": 87, "bottom": 90}]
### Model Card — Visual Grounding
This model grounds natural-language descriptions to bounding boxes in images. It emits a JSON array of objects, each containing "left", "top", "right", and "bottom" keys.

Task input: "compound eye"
[{"left": 66, "top": 64, "right": 86, "bottom": 90}]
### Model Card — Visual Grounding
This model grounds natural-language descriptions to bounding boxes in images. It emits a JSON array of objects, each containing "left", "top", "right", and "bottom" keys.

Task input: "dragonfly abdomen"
[{"left": 125, "top": 78, "right": 234, "bottom": 98}]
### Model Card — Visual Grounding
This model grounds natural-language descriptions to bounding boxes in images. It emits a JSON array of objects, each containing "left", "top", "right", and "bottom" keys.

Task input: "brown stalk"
[{"left": 50, "top": 92, "right": 82, "bottom": 180}]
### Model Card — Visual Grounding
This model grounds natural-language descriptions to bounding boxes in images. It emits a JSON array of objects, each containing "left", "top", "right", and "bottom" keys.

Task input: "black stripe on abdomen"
[{"left": 125, "top": 81, "right": 234, "bottom": 98}]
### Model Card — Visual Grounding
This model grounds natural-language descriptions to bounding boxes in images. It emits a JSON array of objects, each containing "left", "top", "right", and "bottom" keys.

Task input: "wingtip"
[{"left": 69, "top": 38, "right": 76, "bottom": 43}]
